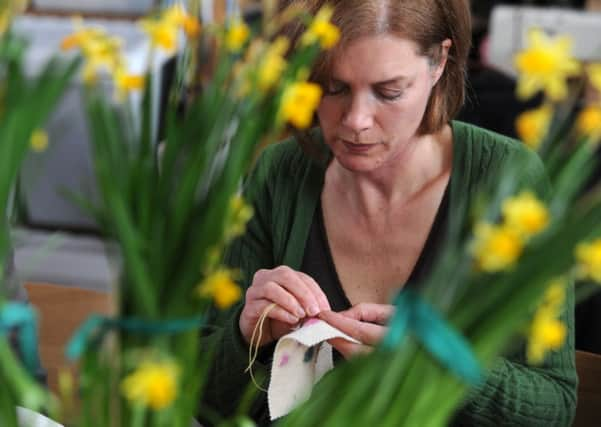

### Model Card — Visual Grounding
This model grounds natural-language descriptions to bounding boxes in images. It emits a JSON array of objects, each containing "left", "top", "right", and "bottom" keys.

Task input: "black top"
[{"left": 300, "top": 186, "right": 451, "bottom": 312}]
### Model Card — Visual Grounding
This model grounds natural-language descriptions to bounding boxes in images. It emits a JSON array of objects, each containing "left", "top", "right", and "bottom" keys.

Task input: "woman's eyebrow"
[
  {"left": 328, "top": 75, "right": 409, "bottom": 85},
  {"left": 372, "top": 76, "right": 408, "bottom": 85}
]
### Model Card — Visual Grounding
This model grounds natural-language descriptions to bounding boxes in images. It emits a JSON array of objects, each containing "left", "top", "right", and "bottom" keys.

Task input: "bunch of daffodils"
[{"left": 51, "top": 3, "right": 340, "bottom": 427}]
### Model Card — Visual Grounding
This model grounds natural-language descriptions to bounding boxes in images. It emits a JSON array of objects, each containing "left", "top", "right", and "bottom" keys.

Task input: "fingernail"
[
  {"left": 296, "top": 307, "right": 306, "bottom": 318},
  {"left": 308, "top": 305, "right": 319, "bottom": 316},
  {"left": 289, "top": 314, "right": 299, "bottom": 323}
]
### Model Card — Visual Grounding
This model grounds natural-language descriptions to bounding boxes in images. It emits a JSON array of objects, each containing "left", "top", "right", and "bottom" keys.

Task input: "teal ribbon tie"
[
  {"left": 0, "top": 302, "right": 41, "bottom": 374},
  {"left": 66, "top": 314, "right": 205, "bottom": 361},
  {"left": 382, "top": 290, "right": 483, "bottom": 386}
]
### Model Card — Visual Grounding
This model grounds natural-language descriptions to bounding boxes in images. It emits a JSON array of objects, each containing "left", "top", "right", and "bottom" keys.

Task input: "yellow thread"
[{"left": 245, "top": 303, "right": 276, "bottom": 392}]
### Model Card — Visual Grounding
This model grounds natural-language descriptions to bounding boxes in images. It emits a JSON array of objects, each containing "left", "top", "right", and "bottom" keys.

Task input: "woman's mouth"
[{"left": 341, "top": 139, "right": 376, "bottom": 153}]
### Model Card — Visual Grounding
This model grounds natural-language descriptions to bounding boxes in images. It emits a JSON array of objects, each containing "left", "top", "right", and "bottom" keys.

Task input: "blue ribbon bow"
[
  {"left": 382, "top": 290, "right": 483, "bottom": 386},
  {"left": 66, "top": 314, "right": 205, "bottom": 361},
  {"left": 0, "top": 302, "right": 41, "bottom": 374}
]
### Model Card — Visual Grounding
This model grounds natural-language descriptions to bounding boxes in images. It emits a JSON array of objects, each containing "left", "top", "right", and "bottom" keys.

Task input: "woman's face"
[{"left": 317, "top": 34, "right": 447, "bottom": 173}]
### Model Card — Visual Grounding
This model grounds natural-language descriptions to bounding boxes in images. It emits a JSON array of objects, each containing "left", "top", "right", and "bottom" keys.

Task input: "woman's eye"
[
  {"left": 375, "top": 89, "right": 403, "bottom": 101},
  {"left": 324, "top": 81, "right": 347, "bottom": 96}
]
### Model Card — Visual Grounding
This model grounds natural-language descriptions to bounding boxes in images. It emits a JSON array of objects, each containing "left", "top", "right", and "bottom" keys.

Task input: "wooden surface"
[
  {"left": 574, "top": 350, "right": 601, "bottom": 426},
  {"left": 25, "top": 282, "right": 113, "bottom": 394}
]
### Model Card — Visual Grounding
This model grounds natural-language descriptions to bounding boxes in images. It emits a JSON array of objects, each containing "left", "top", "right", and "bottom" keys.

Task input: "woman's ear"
[{"left": 432, "top": 38, "right": 452, "bottom": 87}]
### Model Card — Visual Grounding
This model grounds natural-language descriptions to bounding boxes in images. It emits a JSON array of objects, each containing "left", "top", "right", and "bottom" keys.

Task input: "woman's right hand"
[{"left": 239, "top": 266, "right": 331, "bottom": 346}]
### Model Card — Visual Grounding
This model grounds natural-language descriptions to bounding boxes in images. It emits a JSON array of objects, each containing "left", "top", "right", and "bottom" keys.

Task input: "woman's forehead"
[{"left": 328, "top": 34, "right": 426, "bottom": 83}]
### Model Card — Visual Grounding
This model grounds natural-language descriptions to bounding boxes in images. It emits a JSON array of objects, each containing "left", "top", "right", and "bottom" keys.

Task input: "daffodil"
[
  {"left": 139, "top": 19, "right": 179, "bottom": 53},
  {"left": 279, "top": 81, "right": 322, "bottom": 129},
  {"left": 226, "top": 20, "right": 250, "bottom": 53},
  {"left": 198, "top": 269, "right": 242, "bottom": 309},
  {"left": 257, "top": 37, "right": 289, "bottom": 92},
  {"left": 30, "top": 129, "right": 48, "bottom": 152},
  {"left": 575, "top": 238, "right": 601, "bottom": 283},
  {"left": 61, "top": 24, "right": 125, "bottom": 85},
  {"left": 114, "top": 70, "right": 145, "bottom": 100},
  {"left": 526, "top": 279, "right": 567, "bottom": 364},
  {"left": 542, "top": 277, "right": 567, "bottom": 309},
  {"left": 471, "top": 223, "right": 524, "bottom": 272},
  {"left": 527, "top": 308, "right": 567, "bottom": 364},
  {"left": 226, "top": 195, "right": 254, "bottom": 241},
  {"left": 301, "top": 6, "right": 340, "bottom": 49},
  {"left": 588, "top": 63, "right": 601, "bottom": 93},
  {"left": 514, "top": 29, "right": 581, "bottom": 101},
  {"left": 576, "top": 105, "right": 601, "bottom": 143},
  {"left": 162, "top": 4, "right": 201, "bottom": 39},
  {"left": 121, "top": 360, "right": 179, "bottom": 410},
  {"left": 502, "top": 191, "right": 550, "bottom": 239},
  {"left": 515, "top": 104, "right": 553, "bottom": 150}
]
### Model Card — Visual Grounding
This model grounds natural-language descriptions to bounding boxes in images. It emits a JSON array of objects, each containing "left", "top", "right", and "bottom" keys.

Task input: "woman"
[{"left": 200, "top": 0, "right": 577, "bottom": 425}]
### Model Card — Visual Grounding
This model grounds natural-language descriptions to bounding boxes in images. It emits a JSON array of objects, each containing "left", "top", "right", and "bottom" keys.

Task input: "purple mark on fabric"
[
  {"left": 279, "top": 354, "right": 290, "bottom": 367},
  {"left": 303, "top": 318, "right": 319, "bottom": 326}
]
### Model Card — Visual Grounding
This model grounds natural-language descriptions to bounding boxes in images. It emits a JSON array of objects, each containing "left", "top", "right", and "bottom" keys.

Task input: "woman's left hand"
[{"left": 318, "top": 303, "right": 395, "bottom": 359}]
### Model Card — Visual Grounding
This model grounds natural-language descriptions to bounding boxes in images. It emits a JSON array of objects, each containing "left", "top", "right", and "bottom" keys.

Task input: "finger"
[
  {"left": 272, "top": 266, "right": 321, "bottom": 317},
  {"left": 340, "top": 303, "right": 396, "bottom": 325},
  {"left": 319, "top": 310, "right": 386, "bottom": 346},
  {"left": 252, "top": 281, "right": 306, "bottom": 319},
  {"left": 244, "top": 298, "right": 300, "bottom": 325},
  {"left": 297, "top": 271, "right": 331, "bottom": 311},
  {"left": 328, "top": 338, "right": 371, "bottom": 359}
]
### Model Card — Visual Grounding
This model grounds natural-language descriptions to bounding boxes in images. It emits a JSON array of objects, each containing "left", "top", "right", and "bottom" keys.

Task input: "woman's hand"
[
  {"left": 239, "top": 266, "right": 331, "bottom": 346},
  {"left": 318, "top": 303, "right": 395, "bottom": 359}
]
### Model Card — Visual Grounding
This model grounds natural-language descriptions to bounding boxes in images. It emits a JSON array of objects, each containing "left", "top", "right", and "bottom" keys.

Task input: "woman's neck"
[{"left": 329, "top": 125, "right": 453, "bottom": 218}]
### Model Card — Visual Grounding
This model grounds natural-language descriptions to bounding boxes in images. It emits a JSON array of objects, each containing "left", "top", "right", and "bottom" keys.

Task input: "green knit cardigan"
[{"left": 198, "top": 121, "right": 577, "bottom": 426}]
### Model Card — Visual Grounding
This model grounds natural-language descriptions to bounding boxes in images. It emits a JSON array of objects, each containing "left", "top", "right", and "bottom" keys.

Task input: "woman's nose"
[{"left": 341, "top": 95, "right": 373, "bottom": 133}]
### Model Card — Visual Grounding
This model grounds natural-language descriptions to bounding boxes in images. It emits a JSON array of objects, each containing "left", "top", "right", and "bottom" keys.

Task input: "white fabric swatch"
[{"left": 268, "top": 319, "right": 360, "bottom": 420}]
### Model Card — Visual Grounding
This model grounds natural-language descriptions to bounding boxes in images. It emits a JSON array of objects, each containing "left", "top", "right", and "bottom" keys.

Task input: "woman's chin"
[{"left": 334, "top": 155, "right": 383, "bottom": 173}]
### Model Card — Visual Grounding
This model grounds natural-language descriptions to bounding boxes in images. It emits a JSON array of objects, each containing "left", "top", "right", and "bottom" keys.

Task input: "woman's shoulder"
[
  {"left": 451, "top": 120, "right": 549, "bottom": 195},
  {"left": 452, "top": 120, "right": 540, "bottom": 163},
  {"left": 253, "top": 130, "right": 325, "bottom": 180}
]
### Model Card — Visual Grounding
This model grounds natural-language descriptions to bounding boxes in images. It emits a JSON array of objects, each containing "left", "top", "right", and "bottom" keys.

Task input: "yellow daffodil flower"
[
  {"left": 226, "top": 20, "right": 250, "bottom": 53},
  {"left": 258, "top": 37, "right": 289, "bottom": 92},
  {"left": 542, "top": 278, "right": 567, "bottom": 309},
  {"left": 162, "top": 4, "right": 201, "bottom": 39},
  {"left": 514, "top": 29, "right": 581, "bottom": 101},
  {"left": 527, "top": 279, "right": 567, "bottom": 364},
  {"left": 114, "top": 70, "right": 145, "bottom": 100},
  {"left": 197, "top": 269, "right": 242, "bottom": 309},
  {"left": 471, "top": 223, "right": 524, "bottom": 272},
  {"left": 527, "top": 307, "right": 567, "bottom": 364},
  {"left": 226, "top": 195, "right": 254, "bottom": 240},
  {"left": 502, "top": 191, "right": 550, "bottom": 239},
  {"left": 588, "top": 63, "right": 601, "bottom": 93},
  {"left": 30, "top": 129, "right": 48, "bottom": 152},
  {"left": 575, "top": 238, "right": 601, "bottom": 283},
  {"left": 515, "top": 104, "right": 552, "bottom": 150},
  {"left": 301, "top": 6, "right": 340, "bottom": 49},
  {"left": 576, "top": 105, "right": 601, "bottom": 144},
  {"left": 279, "top": 81, "right": 322, "bottom": 129},
  {"left": 181, "top": 15, "right": 201, "bottom": 39},
  {"left": 61, "top": 23, "right": 125, "bottom": 87},
  {"left": 121, "top": 360, "right": 179, "bottom": 410},
  {"left": 139, "top": 19, "right": 178, "bottom": 53}
]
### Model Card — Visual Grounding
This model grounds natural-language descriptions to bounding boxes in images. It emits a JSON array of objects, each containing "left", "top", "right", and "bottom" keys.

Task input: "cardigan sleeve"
[
  {"left": 453, "top": 140, "right": 577, "bottom": 426},
  {"left": 453, "top": 284, "right": 577, "bottom": 426},
  {"left": 197, "top": 146, "right": 281, "bottom": 422}
]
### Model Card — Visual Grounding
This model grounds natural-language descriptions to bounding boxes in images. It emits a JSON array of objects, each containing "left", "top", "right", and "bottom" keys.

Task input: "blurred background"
[{"left": 10, "top": 0, "right": 601, "bottom": 355}]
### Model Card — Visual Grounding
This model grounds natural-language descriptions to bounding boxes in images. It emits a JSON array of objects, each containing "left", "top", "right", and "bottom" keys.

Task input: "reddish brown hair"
[{"left": 281, "top": 0, "right": 472, "bottom": 134}]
